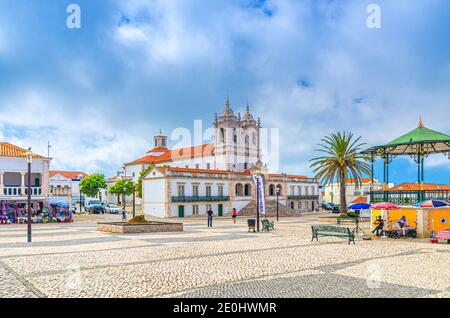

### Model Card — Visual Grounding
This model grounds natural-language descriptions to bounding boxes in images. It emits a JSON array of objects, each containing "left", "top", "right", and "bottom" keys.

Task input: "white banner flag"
[{"left": 252, "top": 174, "right": 266, "bottom": 215}]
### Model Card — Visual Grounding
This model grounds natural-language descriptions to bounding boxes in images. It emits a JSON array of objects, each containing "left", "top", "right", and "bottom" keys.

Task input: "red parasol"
[{"left": 371, "top": 202, "right": 400, "bottom": 210}]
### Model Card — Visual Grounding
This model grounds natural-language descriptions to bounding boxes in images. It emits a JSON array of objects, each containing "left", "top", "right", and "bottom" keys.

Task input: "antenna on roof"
[{"left": 47, "top": 141, "right": 51, "bottom": 158}]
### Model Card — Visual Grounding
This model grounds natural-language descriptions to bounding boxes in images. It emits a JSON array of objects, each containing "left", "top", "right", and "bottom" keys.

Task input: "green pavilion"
[{"left": 362, "top": 118, "right": 450, "bottom": 205}]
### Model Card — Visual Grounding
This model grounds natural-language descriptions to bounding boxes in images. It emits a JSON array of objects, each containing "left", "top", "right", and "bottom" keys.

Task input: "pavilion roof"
[{"left": 362, "top": 118, "right": 450, "bottom": 155}]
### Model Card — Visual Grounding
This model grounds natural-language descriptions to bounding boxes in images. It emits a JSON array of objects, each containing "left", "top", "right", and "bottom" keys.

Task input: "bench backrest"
[{"left": 312, "top": 225, "right": 350, "bottom": 234}]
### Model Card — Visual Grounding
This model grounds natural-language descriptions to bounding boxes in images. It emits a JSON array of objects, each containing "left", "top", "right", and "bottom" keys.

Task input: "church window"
[
  {"left": 220, "top": 128, "right": 225, "bottom": 142},
  {"left": 252, "top": 132, "right": 257, "bottom": 145},
  {"left": 235, "top": 183, "right": 243, "bottom": 196},
  {"left": 244, "top": 184, "right": 251, "bottom": 196},
  {"left": 269, "top": 184, "right": 275, "bottom": 196}
]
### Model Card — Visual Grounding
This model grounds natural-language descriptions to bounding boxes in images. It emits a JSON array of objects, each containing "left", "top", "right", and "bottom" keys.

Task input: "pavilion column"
[
  {"left": 417, "top": 147, "right": 421, "bottom": 202},
  {"left": 370, "top": 153, "right": 375, "bottom": 204}
]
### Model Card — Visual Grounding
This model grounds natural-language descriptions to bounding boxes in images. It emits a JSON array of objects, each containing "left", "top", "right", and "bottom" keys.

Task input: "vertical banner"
[{"left": 252, "top": 174, "right": 266, "bottom": 215}]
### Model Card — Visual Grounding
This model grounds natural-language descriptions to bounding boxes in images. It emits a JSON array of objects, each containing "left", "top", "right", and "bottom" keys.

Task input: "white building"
[
  {"left": 323, "top": 178, "right": 383, "bottom": 205},
  {"left": 49, "top": 171, "right": 88, "bottom": 205},
  {"left": 124, "top": 98, "right": 319, "bottom": 218},
  {"left": 0, "top": 142, "right": 51, "bottom": 211}
]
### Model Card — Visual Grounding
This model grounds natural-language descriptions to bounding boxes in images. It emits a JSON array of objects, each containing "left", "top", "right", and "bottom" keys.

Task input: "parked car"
[
  {"left": 105, "top": 204, "right": 120, "bottom": 214},
  {"left": 85, "top": 199, "right": 103, "bottom": 212},
  {"left": 332, "top": 205, "right": 340, "bottom": 213},
  {"left": 321, "top": 203, "right": 334, "bottom": 210},
  {"left": 89, "top": 204, "right": 106, "bottom": 214}
]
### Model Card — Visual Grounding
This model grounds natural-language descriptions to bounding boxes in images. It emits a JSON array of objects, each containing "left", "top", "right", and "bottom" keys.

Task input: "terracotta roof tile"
[
  {"left": 351, "top": 196, "right": 368, "bottom": 204},
  {"left": 125, "top": 144, "right": 215, "bottom": 166},
  {"left": 50, "top": 171, "right": 88, "bottom": 179},
  {"left": 388, "top": 183, "right": 450, "bottom": 191},
  {"left": 0, "top": 142, "right": 45, "bottom": 159}
]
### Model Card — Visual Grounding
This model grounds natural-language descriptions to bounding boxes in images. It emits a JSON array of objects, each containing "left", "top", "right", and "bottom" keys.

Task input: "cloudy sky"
[{"left": 0, "top": 0, "right": 449, "bottom": 184}]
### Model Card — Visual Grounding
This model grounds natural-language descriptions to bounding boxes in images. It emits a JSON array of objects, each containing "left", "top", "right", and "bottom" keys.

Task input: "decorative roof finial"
[{"left": 418, "top": 116, "right": 424, "bottom": 128}]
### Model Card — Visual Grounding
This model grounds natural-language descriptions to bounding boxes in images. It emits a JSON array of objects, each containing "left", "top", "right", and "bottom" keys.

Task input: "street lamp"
[
  {"left": 276, "top": 186, "right": 280, "bottom": 222},
  {"left": 25, "top": 149, "right": 33, "bottom": 243}
]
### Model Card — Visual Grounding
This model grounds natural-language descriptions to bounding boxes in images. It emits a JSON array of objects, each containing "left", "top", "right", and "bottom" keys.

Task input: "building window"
[
  {"left": 290, "top": 202, "right": 295, "bottom": 209},
  {"left": 290, "top": 186, "right": 295, "bottom": 195},
  {"left": 193, "top": 205, "right": 199, "bottom": 215},
  {"left": 206, "top": 163, "right": 211, "bottom": 170},
  {"left": 162, "top": 139, "right": 166, "bottom": 147},
  {"left": 218, "top": 185, "right": 224, "bottom": 196},
  {"left": 206, "top": 185, "right": 212, "bottom": 197},
  {"left": 244, "top": 184, "right": 251, "bottom": 196},
  {"left": 235, "top": 183, "right": 243, "bottom": 196},
  {"left": 195, "top": 164, "right": 199, "bottom": 169},
  {"left": 206, "top": 204, "right": 212, "bottom": 211},
  {"left": 177, "top": 184, "right": 185, "bottom": 197},
  {"left": 193, "top": 185, "right": 199, "bottom": 197},
  {"left": 244, "top": 163, "right": 248, "bottom": 170},
  {"left": 269, "top": 184, "right": 275, "bottom": 196}
]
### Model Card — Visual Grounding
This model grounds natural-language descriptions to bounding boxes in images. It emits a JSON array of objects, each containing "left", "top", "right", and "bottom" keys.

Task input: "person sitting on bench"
[
  {"left": 396, "top": 216, "right": 409, "bottom": 237},
  {"left": 372, "top": 216, "right": 384, "bottom": 237}
]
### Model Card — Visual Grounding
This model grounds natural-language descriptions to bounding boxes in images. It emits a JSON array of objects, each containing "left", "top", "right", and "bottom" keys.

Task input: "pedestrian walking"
[
  {"left": 207, "top": 208, "right": 214, "bottom": 227},
  {"left": 121, "top": 207, "right": 127, "bottom": 222},
  {"left": 232, "top": 208, "right": 237, "bottom": 224}
]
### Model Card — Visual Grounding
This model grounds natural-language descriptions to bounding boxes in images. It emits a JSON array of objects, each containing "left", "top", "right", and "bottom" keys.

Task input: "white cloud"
[{"left": 0, "top": 89, "right": 152, "bottom": 175}]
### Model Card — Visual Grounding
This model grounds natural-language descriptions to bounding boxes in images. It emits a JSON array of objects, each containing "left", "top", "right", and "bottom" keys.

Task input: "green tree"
[
  {"left": 79, "top": 174, "right": 107, "bottom": 199},
  {"left": 136, "top": 164, "right": 155, "bottom": 199},
  {"left": 310, "top": 132, "right": 371, "bottom": 215},
  {"left": 109, "top": 178, "right": 135, "bottom": 210}
]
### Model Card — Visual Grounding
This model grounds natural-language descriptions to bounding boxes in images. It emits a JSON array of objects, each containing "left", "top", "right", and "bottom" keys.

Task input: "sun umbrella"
[
  {"left": 414, "top": 200, "right": 449, "bottom": 208},
  {"left": 348, "top": 203, "right": 371, "bottom": 210},
  {"left": 371, "top": 202, "right": 400, "bottom": 210}
]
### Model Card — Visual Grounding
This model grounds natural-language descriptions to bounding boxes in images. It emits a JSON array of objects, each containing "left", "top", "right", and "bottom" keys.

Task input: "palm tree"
[{"left": 310, "top": 132, "right": 371, "bottom": 215}]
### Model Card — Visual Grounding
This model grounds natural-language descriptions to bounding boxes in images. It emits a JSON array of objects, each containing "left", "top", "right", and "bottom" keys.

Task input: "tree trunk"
[{"left": 339, "top": 171, "right": 348, "bottom": 216}]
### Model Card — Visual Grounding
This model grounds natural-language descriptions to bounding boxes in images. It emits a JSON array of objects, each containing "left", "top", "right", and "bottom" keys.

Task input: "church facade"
[{"left": 123, "top": 98, "right": 319, "bottom": 218}]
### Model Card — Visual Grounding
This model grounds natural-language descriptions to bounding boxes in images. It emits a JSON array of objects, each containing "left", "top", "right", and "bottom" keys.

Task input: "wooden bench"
[
  {"left": 261, "top": 219, "right": 274, "bottom": 231},
  {"left": 311, "top": 225, "right": 355, "bottom": 244}
]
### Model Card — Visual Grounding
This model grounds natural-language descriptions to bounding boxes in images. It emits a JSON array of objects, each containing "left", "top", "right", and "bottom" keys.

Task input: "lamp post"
[
  {"left": 276, "top": 187, "right": 280, "bottom": 222},
  {"left": 25, "top": 149, "right": 33, "bottom": 243}
]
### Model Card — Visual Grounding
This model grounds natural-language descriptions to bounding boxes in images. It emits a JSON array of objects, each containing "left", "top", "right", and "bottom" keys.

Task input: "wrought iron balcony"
[
  {"left": 2, "top": 186, "right": 42, "bottom": 196},
  {"left": 371, "top": 190, "right": 450, "bottom": 205},
  {"left": 172, "top": 195, "right": 230, "bottom": 203},
  {"left": 287, "top": 195, "right": 320, "bottom": 200}
]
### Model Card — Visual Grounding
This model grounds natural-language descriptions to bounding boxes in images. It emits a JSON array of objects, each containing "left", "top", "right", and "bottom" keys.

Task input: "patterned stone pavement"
[{"left": 0, "top": 214, "right": 448, "bottom": 298}]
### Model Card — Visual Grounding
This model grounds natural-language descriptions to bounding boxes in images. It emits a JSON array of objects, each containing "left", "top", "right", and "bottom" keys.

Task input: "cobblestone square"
[{"left": 0, "top": 214, "right": 449, "bottom": 298}]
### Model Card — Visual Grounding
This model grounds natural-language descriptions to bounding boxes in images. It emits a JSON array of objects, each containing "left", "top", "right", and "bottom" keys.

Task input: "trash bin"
[{"left": 247, "top": 218, "right": 256, "bottom": 233}]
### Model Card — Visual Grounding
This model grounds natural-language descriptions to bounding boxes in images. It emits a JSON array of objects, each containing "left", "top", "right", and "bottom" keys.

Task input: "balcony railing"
[
  {"left": 172, "top": 195, "right": 230, "bottom": 203},
  {"left": 3, "top": 186, "right": 42, "bottom": 196},
  {"left": 287, "top": 195, "right": 320, "bottom": 200},
  {"left": 371, "top": 190, "right": 450, "bottom": 205}
]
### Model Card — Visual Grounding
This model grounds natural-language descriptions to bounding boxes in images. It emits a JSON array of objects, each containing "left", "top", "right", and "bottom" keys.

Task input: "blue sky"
[{"left": 0, "top": 0, "right": 449, "bottom": 185}]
